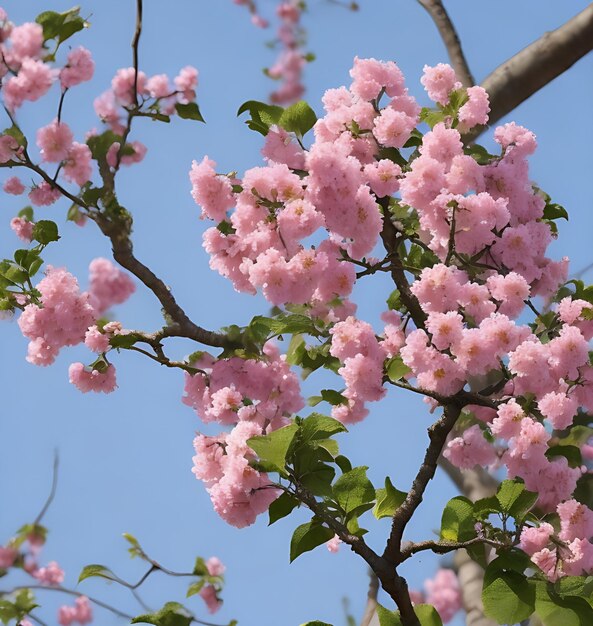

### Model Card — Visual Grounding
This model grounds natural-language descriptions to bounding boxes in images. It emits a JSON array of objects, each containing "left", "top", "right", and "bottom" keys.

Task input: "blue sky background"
[{"left": 0, "top": 1, "right": 592, "bottom": 625}]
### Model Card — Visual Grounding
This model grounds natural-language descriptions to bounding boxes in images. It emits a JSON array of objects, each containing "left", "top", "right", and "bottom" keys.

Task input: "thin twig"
[
  {"left": 416, "top": 0, "right": 474, "bottom": 87},
  {"left": 132, "top": 0, "right": 143, "bottom": 106},
  {"left": 34, "top": 452, "right": 59, "bottom": 526}
]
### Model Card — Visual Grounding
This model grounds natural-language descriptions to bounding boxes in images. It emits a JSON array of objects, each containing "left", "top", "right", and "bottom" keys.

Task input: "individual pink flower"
[
  {"left": 206, "top": 556, "right": 225, "bottom": 577},
  {"left": 29, "top": 181, "right": 61, "bottom": 206},
  {"left": 10, "top": 22, "right": 43, "bottom": 62},
  {"left": 199, "top": 584, "right": 221, "bottom": 614},
  {"left": 88, "top": 258, "right": 135, "bottom": 315},
  {"left": 326, "top": 534, "right": 342, "bottom": 553},
  {"left": 63, "top": 142, "right": 93, "bottom": 186},
  {"left": 0, "top": 546, "right": 17, "bottom": 569},
  {"left": 84, "top": 326, "right": 110, "bottom": 353},
  {"left": 458, "top": 86, "right": 490, "bottom": 129},
  {"left": 174, "top": 65, "right": 198, "bottom": 102},
  {"left": 420, "top": 64, "right": 461, "bottom": 105},
  {"left": 111, "top": 67, "right": 147, "bottom": 105},
  {"left": 3, "top": 176, "right": 25, "bottom": 194},
  {"left": 10, "top": 216, "right": 34, "bottom": 242},
  {"left": 189, "top": 156, "right": 235, "bottom": 221},
  {"left": 37, "top": 120, "right": 74, "bottom": 162},
  {"left": 68, "top": 362, "right": 117, "bottom": 394},
  {"left": 3, "top": 58, "right": 54, "bottom": 110},
  {"left": 424, "top": 569, "right": 462, "bottom": 623},
  {"left": 443, "top": 425, "right": 497, "bottom": 469},
  {"left": 60, "top": 47, "right": 95, "bottom": 89},
  {"left": 519, "top": 523, "right": 554, "bottom": 556},
  {"left": 33, "top": 561, "right": 65, "bottom": 586}
]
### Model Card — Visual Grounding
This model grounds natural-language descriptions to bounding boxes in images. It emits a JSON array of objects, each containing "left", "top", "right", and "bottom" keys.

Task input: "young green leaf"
[
  {"left": 440, "top": 496, "right": 475, "bottom": 542},
  {"left": 333, "top": 466, "right": 375, "bottom": 515},
  {"left": 289, "top": 521, "right": 334, "bottom": 562},
  {"left": 373, "top": 477, "right": 407, "bottom": 520}
]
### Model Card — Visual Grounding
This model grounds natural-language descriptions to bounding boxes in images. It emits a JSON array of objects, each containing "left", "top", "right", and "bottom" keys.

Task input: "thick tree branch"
[
  {"left": 416, "top": 0, "right": 474, "bottom": 87},
  {"left": 477, "top": 3, "right": 593, "bottom": 135}
]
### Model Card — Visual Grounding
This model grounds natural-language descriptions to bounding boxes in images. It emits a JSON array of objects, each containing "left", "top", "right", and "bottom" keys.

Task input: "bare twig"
[
  {"left": 33, "top": 452, "right": 59, "bottom": 526},
  {"left": 416, "top": 0, "right": 474, "bottom": 87},
  {"left": 132, "top": 0, "right": 143, "bottom": 106},
  {"left": 399, "top": 536, "right": 506, "bottom": 561}
]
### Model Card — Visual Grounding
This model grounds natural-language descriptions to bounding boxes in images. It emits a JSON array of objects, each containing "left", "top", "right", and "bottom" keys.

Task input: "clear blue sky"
[{"left": 0, "top": 2, "right": 592, "bottom": 625}]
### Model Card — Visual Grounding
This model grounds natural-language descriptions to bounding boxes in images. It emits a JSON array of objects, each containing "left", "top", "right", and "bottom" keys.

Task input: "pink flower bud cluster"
[
  {"left": 58, "top": 596, "right": 93, "bottom": 626},
  {"left": 184, "top": 344, "right": 303, "bottom": 527},
  {"left": 520, "top": 499, "right": 593, "bottom": 581}
]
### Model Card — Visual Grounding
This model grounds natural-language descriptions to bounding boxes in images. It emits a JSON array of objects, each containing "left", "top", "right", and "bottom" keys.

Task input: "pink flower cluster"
[
  {"left": 0, "top": 10, "right": 94, "bottom": 110},
  {"left": 267, "top": 1, "right": 305, "bottom": 104},
  {"left": 58, "top": 597, "right": 93, "bottom": 626},
  {"left": 88, "top": 257, "right": 136, "bottom": 315},
  {"left": 329, "top": 315, "right": 404, "bottom": 424},
  {"left": 520, "top": 500, "right": 593, "bottom": 580},
  {"left": 185, "top": 344, "right": 303, "bottom": 527},
  {"left": 18, "top": 266, "right": 96, "bottom": 366},
  {"left": 36, "top": 119, "right": 93, "bottom": 186},
  {"left": 410, "top": 568, "right": 462, "bottom": 623}
]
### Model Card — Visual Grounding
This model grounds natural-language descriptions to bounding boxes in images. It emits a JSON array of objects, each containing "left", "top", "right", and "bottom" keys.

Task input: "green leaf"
[
  {"left": 17, "top": 206, "right": 34, "bottom": 221},
  {"left": 373, "top": 477, "right": 407, "bottom": 520},
  {"left": 36, "top": 6, "right": 87, "bottom": 45},
  {"left": 109, "top": 333, "right": 139, "bottom": 349},
  {"left": 268, "top": 492, "right": 299, "bottom": 525},
  {"left": 535, "top": 580, "right": 593, "bottom": 626},
  {"left": 277, "top": 100, "right": 317, "bottom": 136},
  {"left": 248, "top": 423, "right": 299, "bottom": 473},
  {"left": 175, "top": 102, "right": 205, "bottom": 123},
  {"left": 300, "top": 622, "right": 333, "bottom": 626},
  {"left": 4, "top": 124, "right": 27, "bottom": 148},
  {"left": 78, "top": 564, "right": 119, "bottom": 584},
  {"left": 186, "top": 579, "right": 205, "bottom": 598},
  {"left": 546, "top": 444, "right": 582, "bottom": 468},
  {"left": 308, "top": 389, "right": 348, "bottom": 407},
  {"left": 87, "top": 130, "right": 121, "bottom": 161},
  {"left": 375, "top": 604, "right": 442, "bottom": 626},
  {"left": 543, "top": 202, "right": 569, "bottom": 222},
  {"left": 237, "top": 100, "right": 283, "bottom": 136},
  {"left": 419, "top": 107, "right": 445, "bottom": 129},
  {"left": 496, "top": 479, "right": 526, "bottom": 514},
  {"left": 333, "top": 466, "right": 375, "bottom": 515},
  {"left": 192, "top": 556, "right": 207, "bottom": 576},
  {"left": 483, "top": 558, "right": 535, "bottom": 624},
  {"left": 440, "top": 496, "right": 475, "bottom": 542},
  {"left": 289, "top": 521, "right": 334, "bottom": 562},
  {"left": 131, "top": 602, "right": 193, "bottom": 626},
  {"left": 386, "top": 356, "right": 411, "bottom": 382},
  {"left": 32, "top": 220, "right": 60, "bottom": 245},
  {"left": 300, "top": 414, "right": 347, "bottom": 442}
]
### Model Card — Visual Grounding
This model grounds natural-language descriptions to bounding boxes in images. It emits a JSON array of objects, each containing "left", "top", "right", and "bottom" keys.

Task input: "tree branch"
[
  {"left": 383, "top": 404, "right": 462, "bottom": 565},
  {"left": 416, "top": 0, "right": 474, "bottom": 87},
  {"left": 476, "top": 3, "right": 593, "bottom": 136}
]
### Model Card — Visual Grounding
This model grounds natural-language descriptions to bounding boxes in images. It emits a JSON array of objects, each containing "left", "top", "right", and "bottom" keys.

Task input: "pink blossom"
[
  {"left": 206, "top": 556, "right": 225, "bottom": 577},
  {"left": 3, "top": 176, "right": 25, "bottom": 194},
  {"left": 424, "top": 569, "right": 462, "bottom": 623},
  {"left": 111, "top": 67, "right": 147, "bottom": 105},
  {"left": 350, "top": 57, "right": 405, "bottom": 101},
  {"left": 199, "top": 584, "right": 221, "bottom": 614},
  {"left": 68, "top": 362, "right": 117, "bottom": 394},
  {"left": 444, "top": 425, "right": 497, "bottom": 469},
  {"left": 84, "top": 326, "right": 110, "bottom": 353},
  {"left": 519, "top": 523, "right": 554, "bottom": 556},
  {"left": 10, "top": 216, "right": 34, "bottom": 242},
  {"left": 0, "top": 134, "right": 19, "bottom": 163},
  {"left": 174, "top": 65, "right": 198, "bottom": 102},
  {"left": 63, "top": 142, "right": 93, "bottom": 186},
  {"left": 458, "top": 86, "right": 490, "bottom": 129},
  {"left": 3, "top": 58, "right": 54, "bottom": 110},
  {"left": 557, "top": 499, "right": 593, "bottom": 542},
  {"left": 0, "top": 546, "right": 17, "bottom": 569},
  {"left": 146, "top": 74, "right": 171, "bottom": 98},
  {"left": 189, "top": 156, "right": 235, "bottom": 221},
  {"left": 33, "top": 561, "right": 65, "bottom": 586},
  {"left": 420, "top": 64, "right": 461, "bottom": 105},
  {"left": 29, "top": 181, "right": 61, "bottom": 206},
  {"left": 88, "top": 258, "right": 135, "bottom": 315},
  {"left": 326, "top": 534, "right": 342, "bottom": 553},
  {"left": 60, "top": 47, "right": 95, "bottom": 89},
  {"left": 18, "top": 267, "right": 96, "bottom": 365},
  {"left": 10, "top": 23, "right": 43, "bottom": 62}
]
